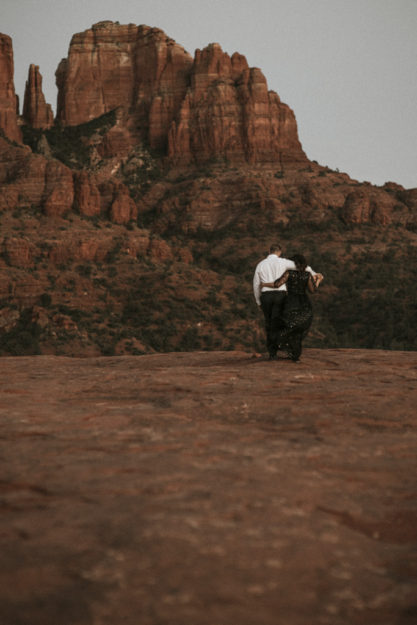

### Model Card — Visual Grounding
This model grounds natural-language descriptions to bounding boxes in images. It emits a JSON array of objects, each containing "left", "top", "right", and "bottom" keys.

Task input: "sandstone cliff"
[
  {"left": 0, "top": 34, "right": 21, "bottom": 142},
  {"left": 168, "top": 43, "right": 306, "bottom": 166},
  {"left": 0, "top": 135, "right": 73, "bottom": 216},
  {"left": 55, "top": 22, "right": 193, "bottom": 155},
  {"left": 55, "top": 22, "right": 306, "bottom": 166},
  {"left": 0, "top": 134, "right": 138, "bottom": 225}
]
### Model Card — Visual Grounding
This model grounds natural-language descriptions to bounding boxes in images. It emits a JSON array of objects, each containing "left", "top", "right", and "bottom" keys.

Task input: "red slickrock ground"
[{"left": 0, "top": 349, "right": 416, "bottom": 625}]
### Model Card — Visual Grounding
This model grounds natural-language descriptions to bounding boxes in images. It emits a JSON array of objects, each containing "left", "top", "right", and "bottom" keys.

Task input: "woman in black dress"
[{"left": 261, "top": 254, "right": 322, "bottom": 362}]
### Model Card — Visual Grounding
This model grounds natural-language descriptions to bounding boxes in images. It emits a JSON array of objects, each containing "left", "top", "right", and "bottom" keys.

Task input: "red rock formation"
[
  {"left": 0, "top": 33, "right": 22, "bottom": 142},
  {"left": 110, "top": 183, "right": 138, "bottom": 224},
  {"left": 74, "top": 171, "right": 101, "bottom": 217},
  {"left": 0, "top": 136, "right": 74, "bottom": 216},
  {"left": 22, "top": 64, "right": 54, "bottom": 129},
  {"left": 55, "top": 23, "right": 306, "bottom": 166},
  {"left": 341, "top": 190, "right": 393, "bottom": 225},
  {"left": 122, "top": 231, "right": 152, "bottom": 258},
  {"left": 48, "top": 235, "right": 116, "bottom": 265},
  {"left": 148, "top": 237, "right": 174, "bottom": 262},
  {"left": 56, "top": 22, "right": 140, "bottom": 125},
  {"left": 399, "top": 188, "right": 417, "bottom": 211},
  {"left": 56, "top": 21, "right": 193, "bottom": 152},
  {"left": 2, "top": 236, "right": 34, "bottom": 267},
  {"left": 168, "top": 43, "right": 307, "bottom": 166},
  {"left": 133, "top": 25, "right": 194, "bottom": 151},
  {"left": 43, "top": 160, "right": 75, "bottom": 217}
]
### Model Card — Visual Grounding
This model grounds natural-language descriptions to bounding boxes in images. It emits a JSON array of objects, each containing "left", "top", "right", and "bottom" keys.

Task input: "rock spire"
[
  {"left": 0, "top": 33, "right": 22, "bottom": 142},
  {"left": 22, "top": 64, "right": 54, "bottom": 129}
]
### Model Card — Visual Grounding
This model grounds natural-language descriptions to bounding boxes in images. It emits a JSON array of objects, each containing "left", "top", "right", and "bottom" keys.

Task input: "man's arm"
[
  {"left": 282, "top": 256, "right": 323, "bottom": 281},
  {"left": 253, "top": 268, "right": 262, "bottom": 306},
  {"left": 306, "top": 266, "right": 324, "bottom": 282},
  {"left": 282, "top": 258, "right": 296, "bottom": 271}
]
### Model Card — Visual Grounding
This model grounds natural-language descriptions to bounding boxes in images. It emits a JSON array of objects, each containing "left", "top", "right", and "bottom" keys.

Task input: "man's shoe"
[{"left": 268, "top": 354, "right": 277, "bottom": 361}]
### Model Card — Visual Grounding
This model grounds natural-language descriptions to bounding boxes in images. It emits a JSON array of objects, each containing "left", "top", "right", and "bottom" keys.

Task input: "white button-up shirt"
[{"left": 253, "top": 254, "right": 316, "bottom": 306}]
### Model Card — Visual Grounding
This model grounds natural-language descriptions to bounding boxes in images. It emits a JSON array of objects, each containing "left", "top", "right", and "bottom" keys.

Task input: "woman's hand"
[{"left": 313, "top": 274, "right": 323, "bottom": 287}]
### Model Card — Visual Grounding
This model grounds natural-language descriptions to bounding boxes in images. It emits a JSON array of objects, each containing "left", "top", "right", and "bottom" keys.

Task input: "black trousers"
[{"left": 260, "top": 291, "right": 286, "bottom": 356}]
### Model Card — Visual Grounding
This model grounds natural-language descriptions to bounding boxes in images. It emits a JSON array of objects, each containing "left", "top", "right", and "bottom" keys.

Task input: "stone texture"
[
  {"left": 0, "top": 136, "right": 74, "bottom": 216},
  {"left": 55, "top": 22, "right": 306, "bottom": 166},
  {"left": 341, "top": 190, "right": 394, "bottom": 225},
  {"left": 48, "top": 235, "right": 115, "bottom": 265},
  {"left": 0, "top": 349, "right": 416, "bottom": 625},
  {"left": 22, "top": 64, "right": 54, "bottom": 129},
  {"left": 56, "top": 21, "right": 140, "bottom": 126},
  {"left": 43, "top": 160, "right": 74, "bottom": 217},
  {"left": 1, "top": 236, "right": 34, "bottom": 267},
  {"left": 56, "top": 21, "right": 193, "bottom": 152},
  {"left": 148, "top": 236, "right": 174, "bottom": 262},
  {"left": 399, "top": 187, "right": 417, "bottom": 212},
  {"left": 43, "top": 229, "right": 177, "bottom": 267},
  {"left": 74, "top": 171, "right": 102, "bottom": 217},
  {"left": 133, "top": 25, "right": 194, "bottom": 152},
  {"left": 110, "top": 182, "right": 138, "bottom": 224},
  {"left": 168, "top": 43, "right": 307, "bottom": 166},
  {"left": 0, "top": 33, "right": 21, "bottom": 142}
]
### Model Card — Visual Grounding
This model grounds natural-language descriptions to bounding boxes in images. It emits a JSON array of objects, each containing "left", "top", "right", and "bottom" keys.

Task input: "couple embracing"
[{"left": 253, "top": 244, "right": 324, "bottom": 362}]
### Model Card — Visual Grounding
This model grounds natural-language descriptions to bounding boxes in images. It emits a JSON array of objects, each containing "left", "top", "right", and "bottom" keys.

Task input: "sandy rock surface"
[{"left": 0, "top": 349, "right": 416, "bottom": 625}]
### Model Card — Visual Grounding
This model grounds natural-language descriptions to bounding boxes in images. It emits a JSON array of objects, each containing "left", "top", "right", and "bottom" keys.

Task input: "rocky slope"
[
  {"left": 0, "top": 349, "right": 416, "bottom": 625},
  {"left": 0, "top": 22, "right": 416, "bottom": 357}
]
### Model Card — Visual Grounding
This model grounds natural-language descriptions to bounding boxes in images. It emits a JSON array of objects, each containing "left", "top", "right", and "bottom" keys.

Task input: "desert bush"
[{"left": 0, "top": 309, "right": 41, "bottom": 356}]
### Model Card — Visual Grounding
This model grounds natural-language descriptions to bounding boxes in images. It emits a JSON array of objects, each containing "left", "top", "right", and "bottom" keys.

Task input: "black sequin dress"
[{"left": 273, "top": 270, "right": 314, "bottom": 361}]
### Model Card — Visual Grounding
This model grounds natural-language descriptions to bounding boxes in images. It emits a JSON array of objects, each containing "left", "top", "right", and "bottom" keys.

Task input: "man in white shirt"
[{"left": 253, "top": 244, "right": 322, "bottom": 359}]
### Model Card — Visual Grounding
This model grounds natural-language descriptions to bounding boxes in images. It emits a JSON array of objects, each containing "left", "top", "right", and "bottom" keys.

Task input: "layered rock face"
[
  {"left": 55, "top": 22, "right": 306, "bottom": 165},
  {"left": 341, "top": 190, "right": 394, "bottom": 225},
  {"left": 168, "top": 44, "right": 306, "bottom": 165},
  {"left": 0, "top": 136, "right": 74, "bottom": 216},
  {"left": 22, "top": 64, "right": 53, "bottom": 129},
  {"left": 0, "top": 34, "right": 21, "bottom": 142},
  {"left": 0, "top": 136, "right": 137, "bottom": 224},
  {"left": 56, "top": 21, "right": 193, "bottom": 152}
]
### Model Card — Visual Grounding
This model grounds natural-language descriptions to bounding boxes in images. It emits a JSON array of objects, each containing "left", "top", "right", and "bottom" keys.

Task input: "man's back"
[{"left": 253, "top": 254, "right": 295, "bottom": 305}]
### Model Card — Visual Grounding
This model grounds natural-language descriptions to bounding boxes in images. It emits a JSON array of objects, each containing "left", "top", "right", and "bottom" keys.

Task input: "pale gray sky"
[{"left": 2, "top": 0, "right": 416, "bottom": 188}]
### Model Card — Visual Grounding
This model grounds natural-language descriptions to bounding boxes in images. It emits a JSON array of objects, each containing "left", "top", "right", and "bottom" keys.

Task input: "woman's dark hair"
[{"left": 291, "top": 254, "right": 307, "bottom": 271}]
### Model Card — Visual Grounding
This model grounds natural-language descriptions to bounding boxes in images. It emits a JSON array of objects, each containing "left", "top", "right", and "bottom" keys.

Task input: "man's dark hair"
[{"left": 269, "top": 244, "right": 282, "bottom": 254}]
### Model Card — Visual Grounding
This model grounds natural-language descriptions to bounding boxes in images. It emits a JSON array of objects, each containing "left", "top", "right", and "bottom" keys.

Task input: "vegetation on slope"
[{"left": 1, "top": 123, "right": 415, "bottom": 357}]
